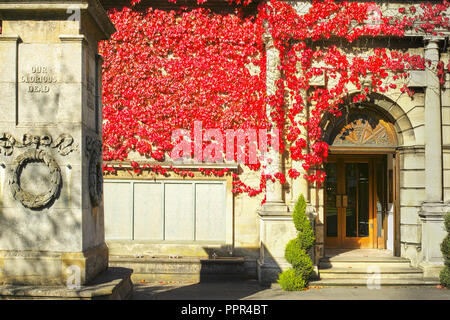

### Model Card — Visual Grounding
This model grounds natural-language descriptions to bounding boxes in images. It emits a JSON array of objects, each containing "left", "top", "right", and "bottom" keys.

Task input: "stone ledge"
[
  {"left": 0, "top": 267, "right": 133, "bottom": 300},
  {"left": 0, "top": 35, "right": 21, "bottom": 42},
  {"left": 109, "top": 256, "right": 248, "bottom": 282},
  {"left": 0, "top": 243, "right": 109, "bottom": 285},
  {"left": 257, "top": 202, "right": 290, "bottom": 216},
  {"left": 0, "top": 1, "right": 116, "bottom": 40},
  {"left": 419, "top": 202, "right": 450, "bottom": 218}
]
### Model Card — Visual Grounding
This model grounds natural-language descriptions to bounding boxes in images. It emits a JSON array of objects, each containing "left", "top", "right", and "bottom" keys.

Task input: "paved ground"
[{"left": 132, "top": 280, "right": 450, "bottom": 300}]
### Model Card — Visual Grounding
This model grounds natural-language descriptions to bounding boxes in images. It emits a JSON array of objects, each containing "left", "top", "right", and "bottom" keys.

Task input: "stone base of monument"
[
  {"left": 0, "top": 244, "right": 110, "bottom": 286},
  {"left": 0, "top": 267, "right": 133, "bottom": 300}
]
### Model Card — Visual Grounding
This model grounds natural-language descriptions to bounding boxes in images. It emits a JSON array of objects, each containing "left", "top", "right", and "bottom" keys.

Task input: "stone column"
[
  {"left": 419, "top": 38, "right": 448, "bottom": 279},
  {"left": 262, "top": 31, "right": 287, "bottom": 211},
  {"left": 288, "top": 92, "right": 318, "bottom": 277},
  {"left": 257, "top": 28, "right": 294, "bottom": 285},
  {"left": 0, "top": 0, "right": 116, "bottom": 286},
  {"left": 289, "top": 91, "right": 309, "bottom": 207},
  {"left": 424, "top": 39, "right": 443, "bottom": 202}
]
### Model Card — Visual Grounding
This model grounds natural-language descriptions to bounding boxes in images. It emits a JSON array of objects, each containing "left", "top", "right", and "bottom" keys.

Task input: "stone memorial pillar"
[{"left": 0, "top": 0, "right": 119, "bottom": 289}]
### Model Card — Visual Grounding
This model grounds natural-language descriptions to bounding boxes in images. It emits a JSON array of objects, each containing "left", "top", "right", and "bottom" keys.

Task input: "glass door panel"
[
  {"left": 344, "top": 162, "right": 370, "bottom": 240},
  {"left": 375, "top": 155, "right": 388, "bottom": 248},
  {"left": 345, "top": 163, "right": 358, "bottom": 238},
  {"left": 357, "top": 163, "right": 369, "bottom": 237},
  {"left": 325, "top": 163, "right": 338, "bottom": 238}
]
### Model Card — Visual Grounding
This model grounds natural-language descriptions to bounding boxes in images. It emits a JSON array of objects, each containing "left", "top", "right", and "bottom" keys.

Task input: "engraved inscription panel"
[
  {"left": 21, "top": 66, "right": 58, "bottom": 94},
  {"left": 18, "top": 44, "right": 61, "bottom": 124}
]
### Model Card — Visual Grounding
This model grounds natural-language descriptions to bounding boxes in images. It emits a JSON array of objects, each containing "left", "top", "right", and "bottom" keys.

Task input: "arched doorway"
[{"left": 322, "top": 106, "right": 398, "bottom": 249}]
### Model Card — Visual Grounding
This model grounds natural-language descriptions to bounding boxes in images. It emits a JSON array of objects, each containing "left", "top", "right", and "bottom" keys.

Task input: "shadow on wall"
[
  {"left": 130, "top": 245, "right": 282, "bottom": 300},
  {"left": 0, "top": 55, "right": 86, "bottom": 284},
  {"left": 0, "top": 170, "right": 83, "bottom": 284},
  {"left": 201, "top": 244, "right": 281, "bottom": 284}
]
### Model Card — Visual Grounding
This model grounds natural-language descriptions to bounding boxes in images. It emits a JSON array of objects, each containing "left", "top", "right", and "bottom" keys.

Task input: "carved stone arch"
[
  {"left": 369, "top": 93, "right": 416, "bottom": 146},
  {"left": 321, "top": 92, "right": 415, "bottom": 148}
]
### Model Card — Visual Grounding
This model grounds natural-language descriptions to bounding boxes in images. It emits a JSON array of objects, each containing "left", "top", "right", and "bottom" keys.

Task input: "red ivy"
[{"left": 100, "top": 0, "right": 450, "bottom": 200}]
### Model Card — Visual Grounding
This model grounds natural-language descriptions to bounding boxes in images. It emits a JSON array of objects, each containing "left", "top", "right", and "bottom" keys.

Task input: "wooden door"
[{"left": 325, "top": 155, "right": 381, "bottom": 248}]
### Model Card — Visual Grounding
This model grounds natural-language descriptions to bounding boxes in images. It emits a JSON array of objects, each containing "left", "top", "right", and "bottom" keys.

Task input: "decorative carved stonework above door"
[
  {"left": 333, "top": 118, "right": 396, "bottom": 146},
  {"left": 323, "top": 109, "right": 397, "bottom": 148}
]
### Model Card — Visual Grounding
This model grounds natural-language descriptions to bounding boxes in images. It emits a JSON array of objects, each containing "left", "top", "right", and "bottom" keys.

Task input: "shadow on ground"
[
  {"left": 132, "top": 280, "right": 450, "bottom": 300},
  {"left": 132, "top": 280, "right": 271, "bottom": 300}
]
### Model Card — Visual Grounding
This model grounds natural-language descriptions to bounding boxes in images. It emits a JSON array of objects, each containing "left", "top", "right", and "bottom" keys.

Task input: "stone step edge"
[
  {"left": 130, "top": 273, "right": 249, "bottom": 283},
  {"left": 109, "top": 256, "right": 246, "bottom": 264},
  {"left": 320, "top": 257, "right": 411, "bottom": 262},
  {"left": 308, "top": 279, "right": 440, "bottom": 287},
  {"left": 319, "top": 268, "right": 423, "bottom": 274},
  {"left": 269, "top": 280, "right": 440, "bottom": 289}
]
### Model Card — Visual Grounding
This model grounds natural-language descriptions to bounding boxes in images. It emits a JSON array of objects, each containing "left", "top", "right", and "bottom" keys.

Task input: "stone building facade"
[{"left": 99, "top": 0, "right": 450, "bottom": 283}]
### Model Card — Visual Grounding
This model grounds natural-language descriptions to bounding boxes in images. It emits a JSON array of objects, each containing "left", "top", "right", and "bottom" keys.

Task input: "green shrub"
[
  {"left": 445, "top": 212, "right": 450, "bottom": 233},
  {"left": 285, "top": 239, "right": 314, "bottom": 276},
  {"left": 440, "top": 212, "right": 450, "bottom": 288},
  {"left": 277, "top": 268, "right": 308, "bottom": 291},
  {"left": 442, "top": 233, "right": 450, "bottom": 266},
  {"left": 292, "top": 194, "right": 307, "bottom": 231},
  {"left": 293, "top": 252, "right": 314, "bottom": 278},
  {"left": 277, "top": 194, "right": 315, "bottom": 291},
  {"left": 440, "top": 265, "right": 450, "bottom": 288},
  {"left": 284, "top": 238, "right": 303, "bottom": 266},
  {"left": 292, "top": 194, "right": 315, "bottom": 249}
]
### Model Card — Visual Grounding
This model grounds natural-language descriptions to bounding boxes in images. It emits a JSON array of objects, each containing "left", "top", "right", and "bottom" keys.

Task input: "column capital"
[{"left": 424, "top": 36, "right": 444, "bottom": 49}]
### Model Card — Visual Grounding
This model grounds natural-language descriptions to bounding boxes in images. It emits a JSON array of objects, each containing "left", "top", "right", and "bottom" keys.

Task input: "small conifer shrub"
[{"left": 277, "top": 194, "right": 315, "bottom": 290}]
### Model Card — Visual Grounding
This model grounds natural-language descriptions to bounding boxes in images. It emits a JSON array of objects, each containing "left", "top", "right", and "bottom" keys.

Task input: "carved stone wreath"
[
  {"left": 9, "top": 149, "right": 62, "bottom": 209},
  {"left": 86, "top": 136, "right": 103, "bottom": 207}
]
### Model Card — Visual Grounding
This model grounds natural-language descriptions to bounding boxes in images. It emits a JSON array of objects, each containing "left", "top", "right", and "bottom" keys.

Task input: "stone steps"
[
  {"left": 316, "top": 255, "right": 437, "bottom": 287},
  {"left": 309, "top": 278, "right": 440, "bottom": 287},
  {"left": 319, "top": 267, "right": 423, "bottom": 279},
  {"left": 319, "top": 256, "right": 412, "bottom": 269},
  {"left": 109, "top": 256, "right": 247, "bottom": 283}
]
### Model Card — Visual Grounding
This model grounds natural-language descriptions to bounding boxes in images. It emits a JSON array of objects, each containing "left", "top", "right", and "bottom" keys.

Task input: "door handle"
[
  {"left": 336, "top": 195, "right": 342, "bottom": 208},
  {"left": 342, "top": 195, "right": 348, "bottom": 208}
]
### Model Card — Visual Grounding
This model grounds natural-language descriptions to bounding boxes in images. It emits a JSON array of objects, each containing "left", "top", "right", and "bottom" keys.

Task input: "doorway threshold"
[{"left": 324, "top": 248, "right": 394, "bottom": 258}]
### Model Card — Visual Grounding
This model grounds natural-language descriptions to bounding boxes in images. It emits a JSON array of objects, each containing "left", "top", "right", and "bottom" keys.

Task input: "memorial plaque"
[{"left": 18, "top": 45, "right": 61, "bottom": 124}]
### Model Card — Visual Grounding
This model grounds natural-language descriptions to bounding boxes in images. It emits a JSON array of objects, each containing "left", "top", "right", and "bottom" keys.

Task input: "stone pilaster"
[
  {"left": 257, "top": 27, "right": 292, "bottom": 285},
  {"left": 424, "top": 38, "right": 443, "bottom": 202},
  {"left": 289, "top": 90, "right": 309, "bottom": 207},
  {"left": 262, "top": 30, "right": 286, "bottom": 212},
  {"left": 419, "top": 38, "right": 448, "bottom": 279},
  {"left": 287, "top": 90, "right": 318, "bottom": 274}
]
